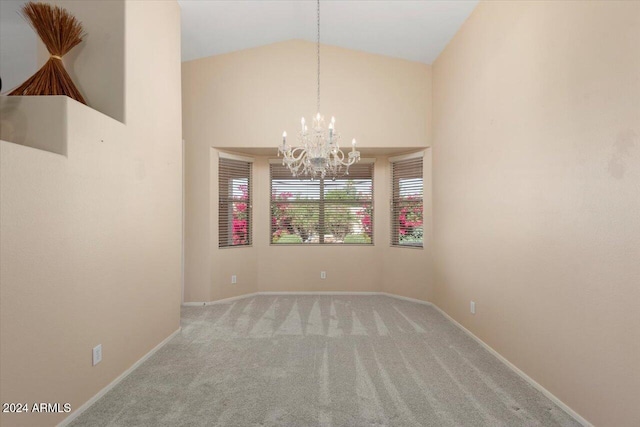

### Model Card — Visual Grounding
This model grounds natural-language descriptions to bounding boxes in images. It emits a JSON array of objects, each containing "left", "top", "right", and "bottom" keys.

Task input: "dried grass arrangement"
[{"left": 8, "top": 2, "right": 86, "bottom": 105}]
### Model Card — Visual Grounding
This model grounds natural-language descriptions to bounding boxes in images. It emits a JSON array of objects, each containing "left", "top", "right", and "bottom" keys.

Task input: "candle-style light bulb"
[
  {"left": 301, "top": 117, "right": 305, "bottom": 132},
  {"left": 352, "top": 138, "right": 356, "bottom": 152},
  {"left": 331, "top": 116, "right": 335, "bottom": 125},
  {"left": 316, "top": 112, "right": 321, "bottom": 121},
  {"left": 280, "top": 131, "right": 287, "bottom": 156}
]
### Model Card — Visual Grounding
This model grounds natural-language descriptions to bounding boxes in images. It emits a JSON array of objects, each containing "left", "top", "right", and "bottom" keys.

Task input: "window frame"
[
  {"left": 269, "top": 159, "right": 375, "bottom": 245},
  {"left": 390, "top": 151, "right": 424, "bottom": 249},
  {"left": 218, "top": 153, "right": 253, "bottom": 249}
]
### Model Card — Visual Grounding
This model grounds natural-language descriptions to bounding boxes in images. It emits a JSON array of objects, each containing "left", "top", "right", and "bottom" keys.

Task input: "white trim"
[
  {"left": 183, "top": 291, "right": 434, "bottom": 305},
  {"left": 382, "top": 292, "right": 432, "bottom": 306},
  {"left": 218, "top": 151, "right": 254, "bottom": 163},
  {"left": 429, "top": 304, "right": 592, "bottom": 427},
  {"left": 181, "top": 139, "right": 185, "bottom": 305},
  {"left": 268, "top": 158, "right": 376, "bottom": 165},
  {"left": 260, "top": 291, "right": 381, "bottom": 296},
  {"left": 182, "top": 292, "right": 260, "bottom": 306},
  {"left": 183, "top": 292, "right": 381, "bottom": 306},
  {"left": 389, "top": 150, "right": 425, "bottom": 163},
  {"left": 57, "top": 328, "right": 182, "bottom": 427}
]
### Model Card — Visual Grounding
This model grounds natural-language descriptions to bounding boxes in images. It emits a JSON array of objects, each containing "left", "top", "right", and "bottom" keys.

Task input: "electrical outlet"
[
  {"left": 470, "top": 301, "right": 476, "bottom": 315},
  {"left": 92, "top": 344, "right": 102, "bottom": 366},
  {"left": 320, "top": 271, "right": 326, "bottom": 279},
  {"left": 231, "top": 275, "right": 237, "bottom": 284}
]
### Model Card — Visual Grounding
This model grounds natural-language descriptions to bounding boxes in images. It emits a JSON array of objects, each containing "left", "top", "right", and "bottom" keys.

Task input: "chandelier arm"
[
  {"left": 335, "top": 150, "right": 352, "bottom": 166},
  {"left": 334, "top": 150, "right": 345, "bottom": 161},
  {"left": 335, "top": 149, "right": 358, "bottom": 167},
  {"left": 288, "top": 147, "right": 307, "bottom": 162}
]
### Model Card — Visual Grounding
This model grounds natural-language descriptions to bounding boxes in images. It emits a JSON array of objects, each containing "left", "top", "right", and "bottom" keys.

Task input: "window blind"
[
  {"left": 391, "top": 156, "right": 423, "bottom": 247},
  {"left": 270, "top": 161, "right": 374, "bottom": 244},
  {"left": 219, "top": 157, "right": 252, "bottom": 248}
]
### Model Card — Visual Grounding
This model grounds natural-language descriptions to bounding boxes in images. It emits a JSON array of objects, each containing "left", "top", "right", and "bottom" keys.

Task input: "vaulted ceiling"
[
  {"left": 0, "top": 0, "right": 479, "bottom": 90},
  {"left": 178, "top": 0, "right": 478, "bottom": 64}
]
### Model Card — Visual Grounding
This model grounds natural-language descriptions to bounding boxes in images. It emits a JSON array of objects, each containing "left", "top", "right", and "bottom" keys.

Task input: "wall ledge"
[
  {"left": 0, "top": 95, "right": 123, "bottom": 156},
  {"left": 1, "top": 95, "right": 68, "bottom": 156}
]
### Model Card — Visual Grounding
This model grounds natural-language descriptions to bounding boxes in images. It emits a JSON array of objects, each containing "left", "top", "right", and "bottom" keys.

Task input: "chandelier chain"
[
  {"left": 277, "top": 0, "right": 360, "bottom": 179},
  {"left": 317, "top": 0, "right": 320, "bottom": 113}
]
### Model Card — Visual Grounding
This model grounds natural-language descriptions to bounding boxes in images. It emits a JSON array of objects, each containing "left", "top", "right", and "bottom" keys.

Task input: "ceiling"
[
  {"left": 178, "top": 0, "right": 478, "bottom": 64},
  {"left": 0, "top": 0, "right": 479, "bottom": 92}
]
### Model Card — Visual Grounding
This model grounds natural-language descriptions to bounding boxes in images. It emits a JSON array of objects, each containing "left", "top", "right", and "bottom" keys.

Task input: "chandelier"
[{"left": 278, "top": 0, "right": 360, "bottom": 179}]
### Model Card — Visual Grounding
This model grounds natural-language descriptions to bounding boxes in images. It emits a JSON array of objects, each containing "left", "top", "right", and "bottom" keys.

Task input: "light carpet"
[{"left": 70, "top": 295, "right": 581, "bottom": 426}]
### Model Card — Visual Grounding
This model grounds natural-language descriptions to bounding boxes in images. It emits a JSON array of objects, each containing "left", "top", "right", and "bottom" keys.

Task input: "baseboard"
[
  {"left": 57, "top": 327, "right": 182, "bottom": 427},
  {"left": 182, "top": 292, "right": 259, "bottom": 306},
  {"left": 182, "top": 291, "right": 384, "bottom": 306},
  {"left": 381, "top": 292, "right": 432, "bottom": 306},
  {"left": 260, "top": 291, "right": 382, "bottom": 296},
  {"left": 429, "top": 304, "right": 592, "bottom": 427},
  {"left": 180, "top": 291, "right": 588, "bottom": 426}
]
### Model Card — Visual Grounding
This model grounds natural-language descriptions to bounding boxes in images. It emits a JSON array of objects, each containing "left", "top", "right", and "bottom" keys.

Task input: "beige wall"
[
  {"left": 432, "top": 1, "right": 640, "bottom": 426},
  {"left": 2, "top": 1, "right": 633, "bottom": 426},
  {"left": 209, "top": 149, "right": 260, "bottom": 301},
  {"left": 183, "top": 40, "right": 433, "bottom": 303},
  {"left": 252, "top": 156, "right": 385, "bottom": 295},
  {"left": 0, "top": 95, "right": 69, "bottom": 155},
  {"left": 182, "top": 40, "right": 431, "bottom": 150},
  {"left": 204, "top": 152, "right": 433, "bottom": 301},
  {"left": 0, "top": 1, "right": 182, "bottom": 426}
]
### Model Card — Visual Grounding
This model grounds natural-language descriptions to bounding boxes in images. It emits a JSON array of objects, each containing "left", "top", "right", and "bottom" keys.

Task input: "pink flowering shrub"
[
  {"left": 232, "top": 184, "right": 249, "bottom": 245},
  {"left": 271, "top": 183, "right": 373, "bottom": 244},
  {"left": 357, "top": 203, "right": 373, "bottom": 240},
  {"left": 398, "top": 195, "right": 423, "bottom": 243},
  {"left": 271, "top": 192, "right": 292, "bottom": 242}
]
